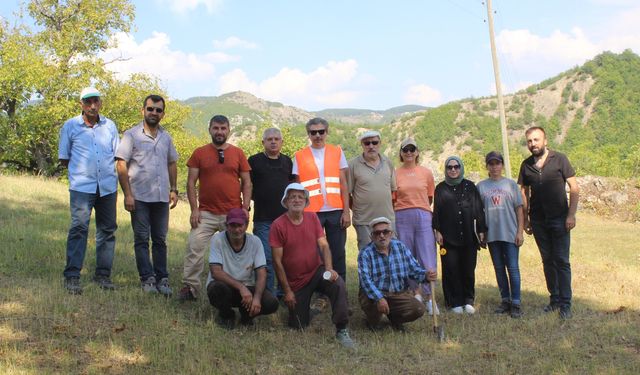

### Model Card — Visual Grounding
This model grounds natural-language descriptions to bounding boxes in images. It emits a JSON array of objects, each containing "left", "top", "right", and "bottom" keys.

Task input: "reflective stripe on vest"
[{"left": 295, "top": 144, "right": 344, "bottom": 212}]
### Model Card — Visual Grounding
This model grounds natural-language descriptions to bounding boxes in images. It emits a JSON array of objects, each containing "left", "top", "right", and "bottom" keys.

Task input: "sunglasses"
[
  {"left": 446, "top": 164, "right": 461, "bottom": 170},
  {"left": 308, "top": 129, "right": 326, "bottom": 136},
  {"left": 363, "top": 140, "right": 379, "bottom": 146},
  {"left": 146, "top": 107, "right": 164, "bottom": 113},
  {"left": 217, "top": 149, "right": 224, "bottom": 164},
  {"left": 402, "top": 146, "right": 417, "bottom": 153},
  {"left": 372, "top": 229, "right": 392, "bottom": 237}
]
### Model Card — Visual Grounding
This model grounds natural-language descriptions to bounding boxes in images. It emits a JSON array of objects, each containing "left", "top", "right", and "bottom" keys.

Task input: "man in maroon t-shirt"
[
  {"left": 178, "top": 115, "right": 252, "bottom": 301},
  {"left": 270, "top": 183, "right": 354, "bottom": 349}
]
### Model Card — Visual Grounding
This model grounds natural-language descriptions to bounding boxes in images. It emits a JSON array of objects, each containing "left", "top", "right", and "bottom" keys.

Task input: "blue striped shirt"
[{"left": 358, "top": 239, "right": 426, "bottom": 301}]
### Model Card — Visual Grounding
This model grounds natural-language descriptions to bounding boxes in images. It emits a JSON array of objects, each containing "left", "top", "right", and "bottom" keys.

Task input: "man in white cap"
[
  {"left": 348, "top": 130, "right": 396, "bottom": 250},
  {"left": 270, "top": 183, "right": 355, "bottom": 349},
  {"left": 58, "top": 87, "right": 119, "bottom": 294},
  {"left": 358, "top": 217, "right": 436, "bottom": 331}
]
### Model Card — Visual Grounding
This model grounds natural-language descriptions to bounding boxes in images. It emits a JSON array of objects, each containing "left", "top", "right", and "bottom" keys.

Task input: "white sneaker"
[
  {"left": 464, "top": 304, "right": 476, "bottom": 314},
  {"left": 427, "top": 300, "right": 440, "bottom": 315},
  {"left": 451, "top": 306, "right": 463, "bottom": 314}
]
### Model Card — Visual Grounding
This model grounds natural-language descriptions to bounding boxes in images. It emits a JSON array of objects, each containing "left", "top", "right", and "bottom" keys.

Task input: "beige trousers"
[{"left": 182, "top": 211, "right": 226, "bottom": 295}]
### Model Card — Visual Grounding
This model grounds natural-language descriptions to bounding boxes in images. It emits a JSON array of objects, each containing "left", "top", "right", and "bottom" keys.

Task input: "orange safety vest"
[{"left": 295, "top": 144, "right": 344, "bottom": 212}]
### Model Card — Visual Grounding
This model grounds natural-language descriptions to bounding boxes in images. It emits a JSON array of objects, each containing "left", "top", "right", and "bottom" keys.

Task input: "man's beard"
[
  {"left": 530, "top": 146, "right": 546, "bottom": 157},
  {"left": 212, "top": 135, "right": 227, "bottom": 146},
  {"left": 145, "top": 116, "right": 160, "bottom": 127}
]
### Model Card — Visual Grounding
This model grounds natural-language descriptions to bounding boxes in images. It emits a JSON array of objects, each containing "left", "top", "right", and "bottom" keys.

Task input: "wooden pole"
[{"left": 486, "top": 0, "right": 512, "bottom": 178}]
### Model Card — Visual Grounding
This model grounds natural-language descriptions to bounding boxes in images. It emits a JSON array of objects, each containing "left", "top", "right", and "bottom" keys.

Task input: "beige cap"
[
  {"left": 369, "top": 216, "right": 392, "bottom": 230},
  {"left": 400, "top": 138, "right": 418, "bottom": 149}
]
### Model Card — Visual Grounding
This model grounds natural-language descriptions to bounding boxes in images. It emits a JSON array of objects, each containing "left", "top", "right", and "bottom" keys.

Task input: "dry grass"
[{"left": 1, "top": 174, "right": 639, "bottom": 375}]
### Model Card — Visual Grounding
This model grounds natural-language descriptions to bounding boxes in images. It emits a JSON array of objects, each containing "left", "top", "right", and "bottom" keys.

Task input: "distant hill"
[{"left": 180, "top": 50, "right": 640, "bottom": 179}]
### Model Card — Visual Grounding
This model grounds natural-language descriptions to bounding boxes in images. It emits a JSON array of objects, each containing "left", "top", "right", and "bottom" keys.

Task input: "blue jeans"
[
  {"left": 64, "top": 191, "right": 117, "bottom": 278},
  {"left": 253, "top": 220, "right": 275, "bottom": 293},
  {"left": 531, "top": 215, "right": 572, "bottom": 307},
  {"left": 488, "top": 241, "right": 521, "bottom": 305},
  {"left": 131, "top": 201, "right": 169, "bottom": 281},
  {"left": 316, "top": 210, "right": 347, "bottom": 283}
]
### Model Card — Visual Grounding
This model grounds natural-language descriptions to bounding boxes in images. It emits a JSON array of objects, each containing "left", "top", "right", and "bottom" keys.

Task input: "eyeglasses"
[
  {"left": 217, "top": 149, "right": 224, "bottom": 164},
  {"left": 446, "top": 164, "right": 461, "bottom": 170},
  {"left": 363, "top": 140, "right": 379, "bottom": 146},
  {"left": 372, "top": 229, "right": 392, "bottom": 237},
  {"left": 308, "top": 129, "right": 326, "bottom": 136},
  {"left": 402, "top": 146, "right": 417, "bottom": 153},
  {"left": 146, "top": 107, "right": 164, "bottom": 113}
]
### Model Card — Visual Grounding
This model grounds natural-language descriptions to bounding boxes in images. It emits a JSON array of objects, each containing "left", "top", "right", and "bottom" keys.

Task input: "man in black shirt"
[
  {"left": 518, "top": 126, "right": 580, "bottom": 319},
  {"left": 248, "top": 128, "right": 294, "bottom": 293}
]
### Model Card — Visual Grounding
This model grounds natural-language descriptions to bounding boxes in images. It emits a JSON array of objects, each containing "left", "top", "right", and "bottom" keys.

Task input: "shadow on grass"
[{"left": 1, "top": 189, "right": 639, "bottom": 374}]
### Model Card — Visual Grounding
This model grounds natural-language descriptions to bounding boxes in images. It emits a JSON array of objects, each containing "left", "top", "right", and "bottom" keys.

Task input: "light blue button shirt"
[{"left": 58, "top": 114, "right": 119, "bottom": 196}]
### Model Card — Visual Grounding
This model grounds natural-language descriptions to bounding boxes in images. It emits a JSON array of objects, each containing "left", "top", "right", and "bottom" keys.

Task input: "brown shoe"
[{"left": 177, "top": 285, "right": 196, "bottom": 301}]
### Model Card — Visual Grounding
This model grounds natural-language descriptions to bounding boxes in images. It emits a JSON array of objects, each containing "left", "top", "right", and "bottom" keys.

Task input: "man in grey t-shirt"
[
  {"left": 116, "top": 94, "right": 179, "bottom": 296},
  {"left": 206, "top": 208, "right": 279, "bottom": 328}
]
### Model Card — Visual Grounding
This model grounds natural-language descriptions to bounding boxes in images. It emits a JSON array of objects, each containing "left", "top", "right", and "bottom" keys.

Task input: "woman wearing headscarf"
[
  {"left": 393, "top": 138, "right": 439, "bottom": 315},
  {"left": 432, "top": 156, "right": 487, "bottom": 314}
]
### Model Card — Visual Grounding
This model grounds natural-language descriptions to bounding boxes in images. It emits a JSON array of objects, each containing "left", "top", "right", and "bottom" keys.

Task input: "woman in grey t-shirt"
[{"left": 477, "top": 151, "right": 525, "bottom": 318}]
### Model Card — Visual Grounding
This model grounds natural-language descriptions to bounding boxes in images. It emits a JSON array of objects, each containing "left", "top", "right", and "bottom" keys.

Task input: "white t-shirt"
[
  {"left": 292, "top": 145, "right": 348, "bottom": 212},
  {"left": 206, "top": 231, "right": 266, "bottom": 287}
]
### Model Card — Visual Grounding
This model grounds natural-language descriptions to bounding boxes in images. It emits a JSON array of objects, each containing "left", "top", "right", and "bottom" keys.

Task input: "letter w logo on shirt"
[{"left": 491, "top": 195, "right": 501, "bottom": 205}]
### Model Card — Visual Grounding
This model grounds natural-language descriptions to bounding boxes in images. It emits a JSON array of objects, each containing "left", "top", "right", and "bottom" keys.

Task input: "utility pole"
[{"left": 486, "top": 0, "right": 512, "bottom": 178}]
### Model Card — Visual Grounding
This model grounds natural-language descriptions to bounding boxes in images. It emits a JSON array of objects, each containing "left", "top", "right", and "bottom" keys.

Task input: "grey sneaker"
[
  {"left": 64, "top": 277, "right": 82, "bottom": 295},
  {"left": 93, "top": 275, "right": 115, "bottom": 290},
  {"left": 156, "top": 278, "right": 172, "bottom": 296},
  {"left": 141, "top": 277, "right": 158, "bottom": 293},
  {"left": 335, "top": 328, "right": 355, "bottom": 349}
]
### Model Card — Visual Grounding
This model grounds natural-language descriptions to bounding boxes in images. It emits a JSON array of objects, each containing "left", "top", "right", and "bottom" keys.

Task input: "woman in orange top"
[{"left": 393, "top": 138, "right": 439, "bottom": 315}]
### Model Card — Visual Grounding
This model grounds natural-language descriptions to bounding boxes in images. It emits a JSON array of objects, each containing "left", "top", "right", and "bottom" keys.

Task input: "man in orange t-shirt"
[{"left": 177, "top": 115, "right": 252, "bottom": 301}]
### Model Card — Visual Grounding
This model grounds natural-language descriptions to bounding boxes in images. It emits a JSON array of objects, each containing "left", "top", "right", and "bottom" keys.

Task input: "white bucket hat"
[{"left": 280, "top": 183, "right": 310, "bottom": 209}]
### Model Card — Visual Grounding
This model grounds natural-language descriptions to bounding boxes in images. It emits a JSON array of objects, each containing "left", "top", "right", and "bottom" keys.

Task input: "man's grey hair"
[
  {"left": 305, "top": 117, "right": 329, "bottom": 132},
  {"left": 262, "top": 127, "right": 282, "bottom": 140}
]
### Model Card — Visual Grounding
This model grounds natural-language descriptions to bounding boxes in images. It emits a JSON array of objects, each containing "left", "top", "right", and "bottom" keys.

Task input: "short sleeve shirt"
[
  {"left": 269, "top": 212, "right": 325, "bottom": 292},
  {"left": 115, "top": 123, "right": 178, "bottom": 203},
  {"left": 517, "top": 150, "right": 575, "bottom": 220},
  {"left": 394, "top": 166, "right": 436, "bottom": 212},
  {"left": 187, "top": 144, "right": 251, "bottom": 214},
  {"left": 477, "top": 177, "right": 523, "bottom": 243},
  {"left": 58, "top": 114, "right": 119, "bottom": 196},
  {"left": 206, "top": 232, "right": 266, "bottom": 287},
  {"left": 248, "top": 153, "right": 293, "bottom": 221},
  {"left": 347, "top": 154, "right": 397, "bottom": 225}
]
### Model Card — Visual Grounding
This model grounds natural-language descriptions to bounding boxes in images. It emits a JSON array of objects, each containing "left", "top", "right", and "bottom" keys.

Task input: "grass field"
[{"left": 1, "top": 174, "right": 639, "bottom": 375}]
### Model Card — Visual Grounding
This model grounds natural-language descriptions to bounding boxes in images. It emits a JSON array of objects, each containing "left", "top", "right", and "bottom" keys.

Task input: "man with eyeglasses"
[
  {"left": 292, "top": 118, "right": 350, "bottom": 287},
  {"left": 518, "top": 126, "right": 579, "bottom": 319},
  {"left": 58, "top": 87, "right": 119, "bottom": 294},
  {"left": 116, "top": 94, "right": 179, "bottom": 295},
  {"left": 358, "top": 217, "right": 434, "bottom": 331},
  {"left": 178, "top": 115, "right": 252, "bottom": 301},
  {"left": 347, "top": 130, "right": 397, "bottom": 251}
]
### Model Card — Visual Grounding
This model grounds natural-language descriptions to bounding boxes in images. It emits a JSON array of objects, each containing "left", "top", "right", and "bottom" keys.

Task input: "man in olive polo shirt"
[{"left": 347, "top": 130, "right": 397, "bottom": 251}]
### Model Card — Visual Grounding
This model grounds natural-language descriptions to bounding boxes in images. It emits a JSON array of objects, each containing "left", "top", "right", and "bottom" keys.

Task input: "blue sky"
[{"left": 2, "top": 0, "right": 639, "bottom": 110}]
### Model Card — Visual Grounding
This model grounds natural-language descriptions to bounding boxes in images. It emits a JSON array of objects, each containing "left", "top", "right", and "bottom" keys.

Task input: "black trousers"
[
  {"left": 288, "top": 266, "right": 349, "bottom": 330},
  {"left": 207, "top": 281, "right": 279, "bottom": 320},
  {"left": 440, "top": 243, "right": 478, "bottom": 308}
]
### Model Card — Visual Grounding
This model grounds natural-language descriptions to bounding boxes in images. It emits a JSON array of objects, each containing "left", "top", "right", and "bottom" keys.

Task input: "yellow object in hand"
[{"left": 439, "top": 247, "right": 447, "bottom": 256}]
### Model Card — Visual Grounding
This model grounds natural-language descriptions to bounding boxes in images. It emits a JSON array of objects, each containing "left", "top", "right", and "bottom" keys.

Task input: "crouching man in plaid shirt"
[{"left": 358, "top": 217, "right": 437, "bottom": 331}]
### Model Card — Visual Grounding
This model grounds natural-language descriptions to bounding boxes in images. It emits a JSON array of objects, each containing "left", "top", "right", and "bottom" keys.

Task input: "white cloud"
[
  {"left": 213, "top": 37, "right": 258, "bottom": 50},
  {"left": 403, "top": 84, "right": 442, "bottom": 106},
  {"left": 218, "top": 59, "right": 362, "bottom": 108},
  {"left": 102, "top": 32, "right": 238, "bottom": 96},
  {"left": 497, "top": 27, "right": 599, "bottom": 65},
  {"left": 161, "top": 0, "right": 223, "bottom": 14}
]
